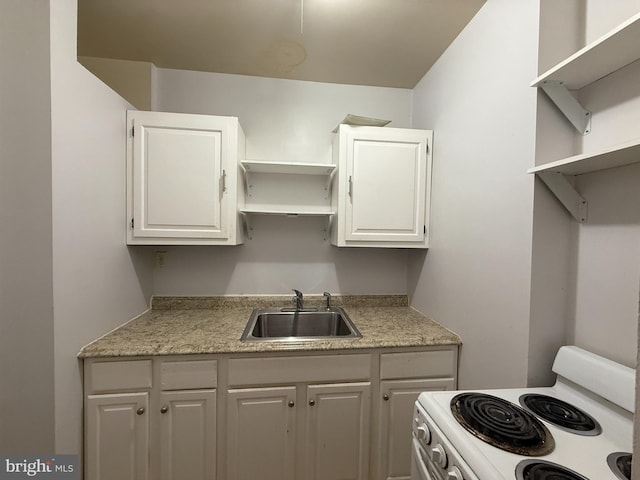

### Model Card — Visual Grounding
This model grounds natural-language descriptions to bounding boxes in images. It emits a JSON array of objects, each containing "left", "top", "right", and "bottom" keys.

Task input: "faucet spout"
[
  {"left": 292, "top": 289, "right": 304, "bottom": 311},
  {"left": 323, "top": 292, "right": 332, "bottom": 310}
]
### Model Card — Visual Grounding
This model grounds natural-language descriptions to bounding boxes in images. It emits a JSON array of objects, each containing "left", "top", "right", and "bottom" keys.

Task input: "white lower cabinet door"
[
  {"left": 226, "top": 386, "right": 296, "bottom": 480},
  {"left": 86, "top": 392, "right": 149, "bottom": 480},
  {"left": 159, "top": 390, "right": 216, "bottom": 480},
  {"left": 378, "top": 379, "right": 455, "bottom": 480},
  {"left": 305, "top": 382, "right": 371, "bottom": 480}
]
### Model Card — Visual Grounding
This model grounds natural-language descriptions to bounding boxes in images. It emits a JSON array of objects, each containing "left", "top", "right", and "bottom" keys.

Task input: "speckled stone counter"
[{"left": 78, "top": 295, "right": 461, "bottom": 358}]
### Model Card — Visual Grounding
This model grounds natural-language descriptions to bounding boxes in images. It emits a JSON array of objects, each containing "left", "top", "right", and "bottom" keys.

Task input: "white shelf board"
[
  {"left": 531, "top": 12, "right": 640, "bottom": 89},
  {"left": 241, "top": 160, "right": 336, "bottom": 175},
  {"left": 528, "top": 138, "right": 640, "bottom": 176},
  {"left": 239, "top": 208, "right": 335, "bottom": 216}
]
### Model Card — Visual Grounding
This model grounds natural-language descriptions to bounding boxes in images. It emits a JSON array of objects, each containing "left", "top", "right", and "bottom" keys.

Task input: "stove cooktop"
[{"left": 417, "top": 384, "right": 633, "bottom": 480}]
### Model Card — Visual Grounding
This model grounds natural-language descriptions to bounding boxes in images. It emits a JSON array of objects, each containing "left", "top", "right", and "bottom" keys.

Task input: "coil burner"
[
  {"left": 516, "top": 459, "right": 589, "bottom": 480},
  {"left": 608, "top": 452, "right": 632, "bottom": 480},
  {"left": 520, "top": 394, "right": 601, "bottom": 435},
  {"left": 450, "top": 393, "right": 554, "bottom": 456}
]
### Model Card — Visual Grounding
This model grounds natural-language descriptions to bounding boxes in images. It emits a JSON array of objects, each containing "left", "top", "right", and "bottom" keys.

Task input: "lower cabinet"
[
  {"left": 86, "top": 392, "right": 149, "bottom": 480},
  {"left": 226, "top": 382, "right": 371, "bottom": 480},
  {"left": 376, "top": 350, "right": 457, "bottom": 480},
  {"left": 84, "top": 347, "right": 457, "bottom": 480},
  {"left": 378, "top": 379, "right": 454, "bottom": 480},
  {"left": 84, "top": 359, "right": 217, "bottom": 480},
  {"left": 306, "top": 382, "right": 371, "bottom": 480},
  {"left": 159, "top": 390, "right": 216, "bottom": 480},
  {"left": 226, "top": 386, "right": 297, "bottom": 480}
]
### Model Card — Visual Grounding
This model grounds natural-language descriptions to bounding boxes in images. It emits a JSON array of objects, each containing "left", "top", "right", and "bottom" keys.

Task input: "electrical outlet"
[{"left": 155, "top": 251, "right": 167, "bottom": 268}]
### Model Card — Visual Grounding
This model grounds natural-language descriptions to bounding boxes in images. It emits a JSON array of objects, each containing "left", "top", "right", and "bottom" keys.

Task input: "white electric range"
[{"left": 411, "top": 346, "right": 635, "bottom": 480}]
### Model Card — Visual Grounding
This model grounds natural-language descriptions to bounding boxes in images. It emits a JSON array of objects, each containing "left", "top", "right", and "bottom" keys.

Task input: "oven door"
[{"left": 411, "top": 438, "right": 437, "bottom": 480}]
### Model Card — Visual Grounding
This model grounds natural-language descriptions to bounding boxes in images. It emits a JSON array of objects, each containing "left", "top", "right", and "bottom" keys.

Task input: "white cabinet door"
[
  {"left": 127, "top": 110, "right": 243, "bottom": 245},
  {"left": 226, "top": 386, "right": 296, "bottom": 480},
  {"left": 86, "top": 392, "right": 149, "bottom": 480},
  {"left": 305, "top": 382, "right": 371, "bottom": 480},
  {"left": 332, "top": 126, "right": 432, "bottom": 248},
  {"left": 159, "top": 390, "right": 216, "bottom": 480},
  {"left": 378, "top": 379, "right": 454, "bottom": 480}
]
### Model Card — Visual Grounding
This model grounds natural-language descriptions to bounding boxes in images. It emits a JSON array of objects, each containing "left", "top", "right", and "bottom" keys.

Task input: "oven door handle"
[{"left": 411, "top": 438, "right": 436, "bottom": 480}]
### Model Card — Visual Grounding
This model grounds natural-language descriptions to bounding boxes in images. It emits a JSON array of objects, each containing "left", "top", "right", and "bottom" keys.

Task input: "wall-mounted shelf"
[
  {"left": 239, "top": 210, "right": 335, "bottom": 240},
  {"left": 531, "top": 12, "right": 640, "bottom": 135},
  {"left": 529, "top": 137, "right": 640, "bottom": 223},
  {"left": 241, "top": 160, "right": 336, "bottom": 176},
  {"left": 531, "top": 12, "right": 640, "bottom": 90},
  {"left": 239, "top": 160, "right": 337, "bottom": 239},
  {"left": 528, "top": 137, "right": 640, "bottom": 176},
  {"left": 239, "top": 208, "right": 335, "bottom": 216}
]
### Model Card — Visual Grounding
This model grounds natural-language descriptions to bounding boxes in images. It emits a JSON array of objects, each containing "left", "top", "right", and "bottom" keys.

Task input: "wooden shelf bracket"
[
  {"left": 537, "top": 171, "right": 588, "bottom": 222},
  {"left": 540, "top": 81, "right": 591, "bottom": 135}
]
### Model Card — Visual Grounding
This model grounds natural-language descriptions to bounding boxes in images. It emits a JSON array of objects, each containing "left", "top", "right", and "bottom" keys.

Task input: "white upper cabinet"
[
  {"left": 126, "top": 110, "right": 245, "bottom": 245},
  {"left": 331, "top": 125, "right": 433, "bottom": 248}
]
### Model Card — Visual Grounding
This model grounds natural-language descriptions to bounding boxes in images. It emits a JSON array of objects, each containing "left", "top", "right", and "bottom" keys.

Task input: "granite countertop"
[{"left": 78, "top": 295, "right": 461, "bottom": 358}]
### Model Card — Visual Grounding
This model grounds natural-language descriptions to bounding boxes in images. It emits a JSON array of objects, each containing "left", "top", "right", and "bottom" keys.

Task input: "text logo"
[{"left": 0, "top": 456, "right": 77, "bottom": 479}]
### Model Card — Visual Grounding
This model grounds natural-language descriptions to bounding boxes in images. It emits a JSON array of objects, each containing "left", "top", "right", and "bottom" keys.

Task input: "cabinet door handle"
[
  {"left": 383, "top": 394, "right": 390, "bottom": 401},
  {"left": 221, "top": 169, "right": 227, "bottom": 193},
  {"left": 348, "top": 176, "right": 353, "bottom": 198},
  {"left": 160, "top": 406, "right": 168, "bottom": 414},
  {"left": 309, "top": 399, "right": 316, "bottom": 406},
  {"left": 288, "top": 400, "right": 295, "bottom": 408},
  {"left": 136, "top": 407, "right": 145, "bottom": 415}
]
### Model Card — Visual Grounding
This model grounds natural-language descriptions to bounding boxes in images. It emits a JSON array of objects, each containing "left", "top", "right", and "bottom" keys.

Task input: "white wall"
[
  {"left": 568, "top": 22, "right": 640, "bottom": 366},
  {"left": 528, "top": 0, "right": 585, "bottom": 389},
  {"left": 151, "top": 69, "right": 413, "bottom": 295},
  {"left": 533, "top": 1, "right": 640, "bottom": 369},
  {"left": 584, "top": 0, "right": 640, "bottom": 42},
  {"left": 407, "top": 0, "right": 540, "bottom": 389},
  {"left": 0, "top": 0, "right": 55, "bottom": 453},
  {"left": 50, "top": 0, "right": 152, "bottom": 454}
]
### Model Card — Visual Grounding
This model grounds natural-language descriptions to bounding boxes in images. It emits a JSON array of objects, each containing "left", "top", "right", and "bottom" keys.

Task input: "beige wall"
[
  {"left": 408, "top": 0, "right": 540, "bottom": 389},
  {"left": 150, "top": 68, "right": 414, "bottom": 296},
  {"left": 1, "top": 0, "right": 154, "bottom": 457},
  {"left": 78, "top": 56, "right": 154, "bottom": 110},
  {"left": 50, "top": 0, "right": 153, "bottom": 454},
  {"left": 534, "top": 1, "right": 640, "bottom": 368},
  {"left": 409, "top": 0, "right": 640, "bottom": 389},
  {"left": 0, "top": 0, "right": 55, "bottom": 453},
  {"left": 636, "top": 298, "right": 640, "bottom": 480}
]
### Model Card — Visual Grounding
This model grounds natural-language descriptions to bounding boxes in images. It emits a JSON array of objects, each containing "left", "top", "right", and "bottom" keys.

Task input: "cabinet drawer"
[
  {"left": 380, "top": 349, "right": 457, "bottom": 380},
  {"left": 88, "top": 360, "right": 152, "bottom": 393},
  {"left": 160, "top": 359, "right": 217, "bottom": 390},
  {"left": 228, "top": 354, "right": 371, "bottom": 386}
]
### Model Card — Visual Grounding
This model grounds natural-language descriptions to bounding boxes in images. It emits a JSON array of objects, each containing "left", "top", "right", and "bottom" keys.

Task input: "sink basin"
[{"left": 240, "top": 307, "right": 361, "bottom": 341}]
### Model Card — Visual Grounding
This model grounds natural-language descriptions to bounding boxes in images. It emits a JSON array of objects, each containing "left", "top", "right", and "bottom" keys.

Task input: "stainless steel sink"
[{"left": 240, "top": 307, "right": 361, "bottom": 342}]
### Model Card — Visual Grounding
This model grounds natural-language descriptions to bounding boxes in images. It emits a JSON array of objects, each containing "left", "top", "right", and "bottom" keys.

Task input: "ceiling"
[{"left": 77, "top": 0, "right": 486, "bottom": 89}]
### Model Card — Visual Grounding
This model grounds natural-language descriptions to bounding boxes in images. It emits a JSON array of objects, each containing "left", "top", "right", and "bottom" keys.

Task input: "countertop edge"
[{"left": 78, "top": 296, "right": 462, "bottom": 358}]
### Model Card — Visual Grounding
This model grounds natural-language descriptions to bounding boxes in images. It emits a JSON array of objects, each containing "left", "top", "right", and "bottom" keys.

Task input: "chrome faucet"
[
  {"left": 323, "top": 291, "right": 332, "bottom": 310},
  {"left": 293, "top": 289, "right": 304, "bottom": 310}
]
